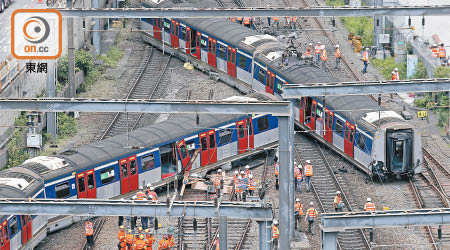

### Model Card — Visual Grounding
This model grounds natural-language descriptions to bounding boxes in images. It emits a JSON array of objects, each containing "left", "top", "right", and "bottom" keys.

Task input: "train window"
[
  {"left": 142, "top": 154, "right": 156, "bottom": 171},
  {"left": 218, "top": 45, "right": 227, "bottom": 60},
  {"left": 179, "top": 144, "right": 188, "bottom": 159},
  {"left": 78, "top": 176, "right": 86, "bottom": 193},
  {"left": 121, "top": 162, "right": 128, "bottom": 177},
  {"left": 209, "top": 133, "right": 216, "bottom": 148},
  {"left": 238, "top": 124, "right": 245, "bottom": 138},
  {"left": 357, "top": 133, "right": 366, "bottom": 150},
  {"left": 201, "top": 136, "right": 208, "bottom": 151},
  {"left": 55, "top": 182, "right": 70, "bottom": 198},
  {"left": 350, "top": 128, "right": 355, "bottom": 143},
  {"left": 163, "top": 20, "right": 170, "bottom": 32},
  {"left": 130, "top": 160, "right": 137, "bottom": 175},
  {"left": 257, "top": 116, "right": 270, "bottom": 132},
  {"left": 238, "top": 55, "right": 246, "bottom": 69},
  {"left": 87, "top": 174, "right": 95, "bottom": 189},
  {"left": 4, "top": 221, "right": 11, "bottom": 239},
  {"left": 180, "top": 26, "right": 186, "bottom": 40},
  {"left": 258, "top": 68, "right": 265, "bottom": 83},
  {"left": 219, "top": 129, "right": 232, "bottom": 145},
  {"left": 201, "top": 37, "right": 207, "bottom": 50},
  {"left": 335, "top": 119, "right": 344, "bottom": 135},
  {"left": 100, "top": 167, "right": 115, "bottom": 184}
]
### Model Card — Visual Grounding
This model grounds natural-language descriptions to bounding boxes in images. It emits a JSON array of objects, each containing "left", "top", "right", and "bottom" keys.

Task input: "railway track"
[
  {"left": 294, "top": 133, "right": 370, "bottom": 250},
  {"left": 82, "top": 217, "right": 107, "bottom": 250},
  {"left": 100, "top": 48, "right": 172, "bottom": 139}
]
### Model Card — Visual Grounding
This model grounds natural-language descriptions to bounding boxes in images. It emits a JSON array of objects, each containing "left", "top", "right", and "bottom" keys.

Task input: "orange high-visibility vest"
[
  {"left": 158, "top": 239, "right": 170, "bottom": 250},
  {"left": 439, "top": 47, "right": 447, "bottom": 58},
  {"left": 335, "top": 48, "right": 341, "bottom": 58},
  {"left": 432, "top": 47, "right": 439, "bottom": 58},
  {"left": 321, "top": 49, "right": 328, "bottom": 61},
  {"left": 395, "top": 72, "right": 400, "bottom": 80},
  {"left": 334, "top": 195, "right": 342, "bottom": 208},
  {"left": 315, "top": 45, "right": 321, "bottom": 54},
  {"left": 296, "top": 170, "right": 303, "bottom": 180},
  {"left": 216, "top": 239, "right": 220, "bottom": 250},
  {"left": 305, "top": 164, "right": 313, "bottom": 176},
  {"left": 290, "top": 16, "right": 297, "bottom": 22},
  {"left": 146, "top": 235, "right": 155, "bottom": 250},
  {"left": 392, "top": 73, "right": 397, "bottom": 80},
  {"left": 214, "top": 175, "right": 221, "bottom": 187},
  {"left": 136, "top": 191, "right": 146, "bottom": 200},
  {"left": 126, "top": 233, "right": 134, "bottom": 245},
  {"left": 243, "top": 17, "right": 251, "bottom": 25},
  {"left": 135, "top": 239, "right": 146, "bottom": 250},
  {"left": 307, "top": 207, "right": 318, "bottom": 219},
  {"left": 274, "top": 163, "right": 279, "bottom": 176},
  {"left": 272, "top": 225, "right": 280, "bottom": 239},
  {"left": 295, "top": 203, "right": 304, "bottom": 216},
  {"left": 304, "top": 47, "right": 312, "bottom": 56},
  {"left": 118, "top": 230, "right": 126, "bottom": 241},
  {"left": 237, "top": 17, "right": 243, "bottom": 21},
  {"left": 364, "top": 202, "right": 376, "bottom": 211},
  {"left": 362, "top": 51, "right": 369, "bottom": 62},
  {"left": 273, "top": 17, "right": 279, "bottom": 21},
  {"left": 248, "top": 180, "right": 256, "bottom": 191},
  {"left": 85, "top": 221, "right": 93, "bottom": 236}
]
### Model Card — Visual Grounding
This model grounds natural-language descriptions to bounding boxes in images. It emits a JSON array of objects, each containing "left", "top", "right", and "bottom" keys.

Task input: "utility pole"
[
  {"left": 67, "top": 0, "right": 75, "bottom": 98},
  {"left": 46, "top": 61, "right": 57, "bottom": 138},
  {"left": 92, "top": 0, "right": 100, "bottom": 54}
]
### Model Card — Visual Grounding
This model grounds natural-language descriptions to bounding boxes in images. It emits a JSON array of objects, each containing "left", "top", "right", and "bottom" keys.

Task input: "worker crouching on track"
[
  {"left": 117, "top": 225, "right": 126, "bottom": 250},
  {"left": 334, "top": 191, "right": 344, "bottom": 212},
  {"left": 302, "top": 43, "right": 314, "bottom": 65},
  {"left": 305, "top": 202, "right": 318, "bottom": 235},
  {"left": 272, "top": 220, "right": 280, "bottom": 250},
  {"left": 85, "top": 219, "right": 95, "bottom": 250},
  {"left": 294, "top": 198, "right": 304, "bottom": 232}
]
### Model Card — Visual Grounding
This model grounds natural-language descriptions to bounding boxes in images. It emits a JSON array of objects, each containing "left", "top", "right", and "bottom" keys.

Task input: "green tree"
[
  {"left": 433, "top": 66, "right": 450, "bottom": 78},
  {"left": 6, "top": 113, "right": 29, "bottom": 169}
]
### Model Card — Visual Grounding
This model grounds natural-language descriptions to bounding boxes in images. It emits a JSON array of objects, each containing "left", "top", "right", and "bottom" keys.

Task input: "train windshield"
[{"left": 387, "top": 129, "right": 413, "bottom": 173}]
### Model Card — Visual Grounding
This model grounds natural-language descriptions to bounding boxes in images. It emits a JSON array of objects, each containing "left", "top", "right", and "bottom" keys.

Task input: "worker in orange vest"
[
  {"left": 134, "top": 234, "right": 147, "bottom": 250},
  {"left": 85, "top": 219, "right": 94, "bottom": 250},
  {"left": 439, "top": 42, "right": 447, "bottom": 64},
  {"left": 248, "top": 174, "right": 256, "bottom": 196},
  {"left": 158, "top": 235, "right": 170, "bottom": 250},
  {"left": 364, "top": 197, "right": 376, "bottom": 242},
  {"left": 117, "top": 225, "right": 126, "bottom": 250},
  {"left": 304, "top": 43, "right": 313, "bottom": 57},
  {"left": 334, "top": 191, "right": 344, "bottom": 212},
  {"left": 304, "top": 160, "right": 313, "bottom": 192},
  {"left": 294, "top": 198, "right": 304, "bottom": 231},
  {"left": 362, "top": 47, "right": 369, "bottom": 74},
  {"left": 394, "top": 68, "right": 400, "bottom": 80},
  {"left": 334, "top": 44, "right": 342, "bottom": 70},
  {"left": 272, "top": 16, "right": 280, "bottom": 28},
  {"left": 145, "top": 229, "right": 155, "bottom": 250},
  {"left": 274, "top": 160, "right": 280, "bottom": 190},
  {"left": 215, "top": 234, "right": 220, "bottom": 249},
  {"left": 391, "top": 71, "right": 397, "bottom": 80},
  {"left": 243, "top": 17, "right": 251, "bottom": 27},
  {"left": 305, "top": 202, "right": 318, "bottom": 235},
  {"left": 431, "top": 44, "right": 439, "bottom": 58},
  {"left": 290, "top": 16, "right": 297, "bottom": 29},
  {"left": 272, "top": 220, "right": 280, "bottom": 250},
  {"left": 214, "top": 169, "right": 223, "bottom": 197},
  {"left": 296, "top": 165, "right": 303, "bottom": 193},
  {"left": 237, "top": 17, "right": 243, "bottom": 24},
  {"left": 314, "top": 42, "right": 322, "bottom": 65},
  {"left": 125, "top": 229, "right": 134, "bottom": 250},
  {"left": 320, "top": 45, "right": 328, "bottom": 70}
]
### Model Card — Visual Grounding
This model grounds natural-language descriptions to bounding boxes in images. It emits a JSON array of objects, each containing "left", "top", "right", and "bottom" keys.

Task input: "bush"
[
  {"left": 96, "top": 46, "right": 124, "bottom": 68},
  {"left": 372, "top": 57, "right": 406, "bottom": 80},
  {"left": 341, "top": 17, "right": 373, "bottom": 47},
  {"left": 413, "top": 60, "right": 427, "bottom": 79},
  {"left": 434, "top": 66, "right": 450, "bottom": 78},
  {"left": 57, "top": 50, "right": 94, "bottom": 85},
  {"left": 6, "top": 113, "right": 29, "bottom": 169},
  {"left": 57, "top": 113, "right": 76, "bottom": 138}
]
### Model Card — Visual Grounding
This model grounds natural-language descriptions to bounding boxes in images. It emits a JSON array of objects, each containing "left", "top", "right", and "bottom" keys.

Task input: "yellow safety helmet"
[
  {"left": 119, "top": 225, "right": 125, "bottom": 229},
  {"left": 139, "top": 234, "right": 145, "bottom": 239},
  {"left": 145, "top": 229, "right": 150, "bottom": 233},
  {"left": 127, "top": 229, "right": 132, "bottom": 233},
  {"left": 137, "top": 226, "right": 143, "bottom": 231}
]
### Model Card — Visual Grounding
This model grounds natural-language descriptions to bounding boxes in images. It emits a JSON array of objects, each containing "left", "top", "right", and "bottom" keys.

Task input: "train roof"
[{"left": 0, "top": 166, "right": 44, "bottom": 198}]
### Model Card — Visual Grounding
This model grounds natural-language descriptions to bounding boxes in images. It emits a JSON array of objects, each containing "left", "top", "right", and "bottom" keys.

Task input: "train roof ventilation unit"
[
  {"left": 241, "top": 34, "right": 277, "bottom": 48},
  {"left": 263, "top": 50, "right": 283, "bottom": 61},
  {"left": 24, "top": 156, "right": 70, "bottom": 172},
  {"left": 0, "top": 177, "right": 30, "bottom": 190},
  {"left": 362, "top": 111, "right": 404, "bottom": 124}
]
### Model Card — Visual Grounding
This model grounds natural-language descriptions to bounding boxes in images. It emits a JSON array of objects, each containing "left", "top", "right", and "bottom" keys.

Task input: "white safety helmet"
[
  {"left": 309, "top": 202, "right": 314, "bottom": 206},
  {"left": 273, "top": 219, "right": 278, "bottom": 224},
  {"left": 296, "top": 198, "right": 300, "bottom": 202},
  {"left": 147, "top": 183, "right": 152, "bottom": 188},
  {"left": 336, "top": 191, "right": 341, "bottom": 194},
  {"left": 238, "top": 176, "right": 242, "bottom": 180},
  {"left": 249, "top": 174, "right": 253, "bottom": 179},
  {"left": 245, "top": 165, "right": 250, "bottom": 169},
  {"left": 240, "top": 171, "right": 245, "bottom": 174},
  {"left": 394, "top": 68, "right": 398, "bottom": 72},
  {"left": 335, "top": 44, "right": 339, "bottom": 48},
  {"left": 317, "top": 41, "right": 321, "bottom": 44},
  {"left": 366, "top": 48, "right": 370, "bottom": 51},
  {"left": 218, "top": 169, "right": 222, "bottom": 172},
  {"left": 391, "top": 71, "right": 395, "bottom": 74},
  {"left": 235, "top": 170, "right": 239, "bottom": 175},
  {"left": 139, "top": 186, "right": 143, "bottom": 190},
  {"left": 132, "top": 195, "right": 137, "bottom": 200},
  {"left": 309, "top": 43, "right": 313, "bottom": 46},
  {"left": 321, "top": 45, "right": 325, "bottom": 49},
  {"left": 294, "top": 161, "right": 297, "bottom": 165},
  {"left": 434, "top": 44, "right": 438, "bottom": 47},
  {"left": 149, "top": 195, "right": 153, "bottom": 199},
  {"left": 306, "top": 160, "right": 311, "bottom": 164},
  {"left": 150, "top": 187, "right": 155, "bottom": 191},
  {"left": 298, "top": 165, "right": 303, "bottom": 169},
  {"left": 367, "top": 197, "right": 372, "bottom": 202}
]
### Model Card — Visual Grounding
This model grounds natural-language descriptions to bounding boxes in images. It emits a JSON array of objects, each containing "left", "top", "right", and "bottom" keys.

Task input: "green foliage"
[
  {"left": 57, "top": 113, "right": 76, "bottom": 138},
  {"left": 372, "top": 57, "right": 406, "bottom": 80},
  {"left": 78, "top": 69, "right": 100, "bottom": 93},
  {"left": 434, "top": 66, "right": 450, "bottom": 78},
  {"left": 6, "top": 113, "right": 29, "bottom": 169},
  {"left": 96, "top": 46, "right": 124, "bottom": 69},
  {"left": 413, "top": 60, "right": 427, "bottom": 79},
  {"left": 57, "top": 50, "right": 94, "bottom": 85},
  {"left": 341, "top": 17, "right": 373, "bottom": 47},
  {"left": 414, "top": 95, "right": 433, "bottom": 109},
  {"left": 325, "top": 0, "right": 346, "bottom": 6}
]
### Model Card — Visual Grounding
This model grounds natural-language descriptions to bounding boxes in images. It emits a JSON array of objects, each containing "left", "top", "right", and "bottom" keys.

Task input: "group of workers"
[
  {"left": 302, "top": 42, "right": 343, "bottom": 71},
  {"left": 274, "top": 159, "right": 313, "bottom": 193},
  {"left": 117, "top": 225, "right": 176, "bottom": 250},
  {"left": 431, "top": 42, "right": 447, "bottom": 65},
  {"left": 231, "top": 165, "right": 257, "bottom": 201}
]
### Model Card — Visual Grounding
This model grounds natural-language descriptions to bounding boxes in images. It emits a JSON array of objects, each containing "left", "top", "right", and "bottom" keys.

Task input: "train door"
[
  {"left": 227, "top": 47, "right": 236, "bottom": 77},
  {"left": 208, "top": 38, "right": 217, "bottom": 68},
  {"left": 1, "top": 220, "right": 10, "bottom": 250},
  {"left": 344, "top": 122, "right": 355, "bottom": 158},
  {"left": 324, "top": 109, "right": 334, "bottom": 144},
  {"left": 307, "top": 100, "right": 317, "bottom": 130},
  {"left": 247, "top": 118, "right": 254, "bottom": 149},
  {"left": 265, "top": 71, "right": 275, "bottom": 94},
  {"left": 199, "top": 130, "right": 218, "bottom": 166},
  {"left": 237, "top": 119, "right": 253, "bottom": 154},
  {"left": 299, "top": 98, "right": 305, "bottom": 124},
  {"left": 128, "top": 156, "right": 139, "bottom": 192},
  {"left": 77, "top": 169, "right": 97, "bottom": 198},
  {"left": 153, "top": 18, "right": 161, "bottom": 40},
  {"left": 76, "top": 172, "right": 87, "bottom": 198},
  {"left": 20, "top": 216, "right": 31, "bottom": 245},
  {"left": 199, "top": 132, "right": 209, "bottom": 166},
  {"left": 186, "top": 28, "right": 191, "bottom": 54},
  {"left": 177, "top": 140, "right": 191, "bottom": 169},
  {"left": 194, "top": 32, "right": 201, "bottom": 59},
  {"left": 119, "top": 159, "right": 130, "bottom": 194},
  {"left": 208, "top": 130, "right": 217, "bottom": 164},
  {"left": 170, "top": 20, "right": 179, "bottom": 48}
]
